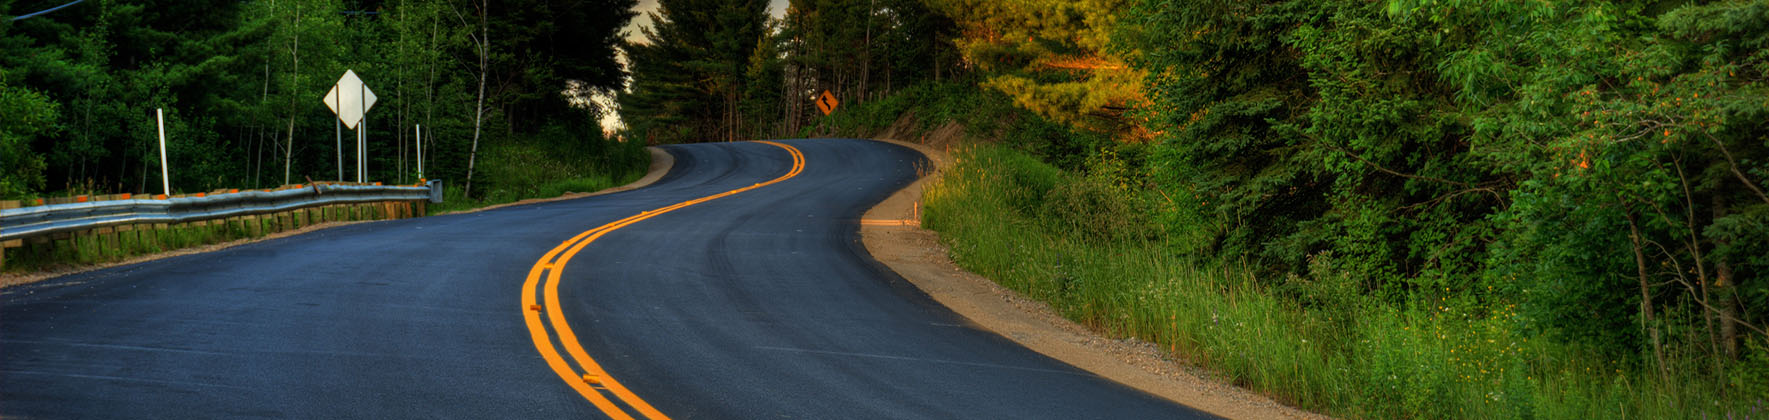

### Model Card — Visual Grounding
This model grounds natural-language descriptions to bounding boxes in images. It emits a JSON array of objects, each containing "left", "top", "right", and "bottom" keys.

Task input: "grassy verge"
[
  {"left": 3, "top": 129, "right": 648, "bottom": 274},
  {"left": 2, "top": 204, "right": 389, "bottom": 273},
  {"left": 426, "top": 126, "right": 649, "bottom": 215},
  {"left": 921, "top": 144, "right": 1765, "bottom": 419}
]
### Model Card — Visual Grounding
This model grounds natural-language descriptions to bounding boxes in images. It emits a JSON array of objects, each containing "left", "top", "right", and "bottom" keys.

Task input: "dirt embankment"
[{"left": 860, "top": 121, "right": 1328, "bottom": 419}]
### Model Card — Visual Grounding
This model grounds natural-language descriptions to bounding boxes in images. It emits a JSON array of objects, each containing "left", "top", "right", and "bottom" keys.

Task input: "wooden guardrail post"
[
  {"left": 1, "top": 199, "right": 16, "bottom": 270},
  {"left": 4, "top": 185, "right": 430, "bottom": 271}
]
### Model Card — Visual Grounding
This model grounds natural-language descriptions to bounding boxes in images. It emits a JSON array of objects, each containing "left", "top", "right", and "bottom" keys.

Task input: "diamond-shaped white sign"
[{"left": 323, "top": 69, "right": 376, "bottom": 130}]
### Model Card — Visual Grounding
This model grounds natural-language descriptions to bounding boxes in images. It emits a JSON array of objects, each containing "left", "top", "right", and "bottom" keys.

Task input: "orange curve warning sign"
[{"left": 815, "top": 90, "right": 839, "bottom": 115}]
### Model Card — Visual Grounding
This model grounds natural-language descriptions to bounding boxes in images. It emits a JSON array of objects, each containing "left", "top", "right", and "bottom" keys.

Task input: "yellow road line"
[{"left": 522, "top": 141, "right": 805, "bottom": 420}]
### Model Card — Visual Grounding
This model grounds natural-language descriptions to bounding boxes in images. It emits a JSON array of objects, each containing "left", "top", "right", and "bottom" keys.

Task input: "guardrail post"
[
  {"left": 97, "top": 227, "right": 116, "bottom": 260},
  {"left": 0, "top": 200, "right": 14, "bottom": 270},
  {"left": 118, "top": 224, "right": 136, "bottom": 256}
]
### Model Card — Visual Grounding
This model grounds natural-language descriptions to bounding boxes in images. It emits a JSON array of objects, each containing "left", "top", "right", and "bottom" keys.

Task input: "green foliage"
[
  {"left": 619, "top": 0, "right": 771, "bottom": 143},
  {"left": 470, "top": 124, "right": 647, "bottom": 205},
  {"left": 813, "top": 78, "right": 1111, "bottom": 173},
  {"left": 620, "top": 0, "right": 959, "bottom": 143},
  {"left": 1, "top": 200, "right": 399, "bottom": 273},
  {"left": 1037, "top": 177, "right": 1154, "bottom": 243},
  {"left": 926, "top": 0, "right": 1144, "bottom": 134},
  {"left": 898, "top": 0, "right": 1769, "bottom": 416},
  {"left": 927, "top": 144, "right": 1761, "bottom": 419},
  {"left": 1117, "top": 0, "right": 1769, "bottom": 357},
  {"left": 1, "top": 0, "right": 639, "bottom": 201},
  {"left": 0, "top": 70, "right": 55, "bottom": 198}
]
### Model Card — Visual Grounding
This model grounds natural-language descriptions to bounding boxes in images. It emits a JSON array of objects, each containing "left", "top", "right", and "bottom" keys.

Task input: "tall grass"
[
  {"left": 3, "top": 206, "right": 367, "bottom": 273},
  {"left": 4, "top": 125, "right": 647, "bottom": 273},
  {"left": 427, "top": 125, "right": 648, "bottom": 215},
  {"left": 923, "top": 145, "right": 1767, "bottom": 419}
]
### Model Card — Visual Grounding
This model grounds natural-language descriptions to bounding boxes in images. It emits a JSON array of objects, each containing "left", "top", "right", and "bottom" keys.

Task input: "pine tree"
[
  {"left": 925, "top": 0, "right": 1143, "bottom": 135},
  {"left": 619, "top": 0, "right": 769, "bottom": 143}
]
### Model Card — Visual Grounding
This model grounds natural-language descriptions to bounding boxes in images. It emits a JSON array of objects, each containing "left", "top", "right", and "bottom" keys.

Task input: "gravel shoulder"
[{"left": 859, "top": 137, "right": 1330, "bottom": 420}]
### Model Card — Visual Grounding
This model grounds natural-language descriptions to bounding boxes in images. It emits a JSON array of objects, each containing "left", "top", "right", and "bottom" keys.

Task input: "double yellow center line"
[{"left": 521, "top": 141, "right": 805, "bottom": 420}]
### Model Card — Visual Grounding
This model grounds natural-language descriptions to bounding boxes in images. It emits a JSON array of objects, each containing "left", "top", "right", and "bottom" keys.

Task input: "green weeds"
[
  {"left": 924, "top": 144, "right": 1767, "bottom": 419},
  {"left": 426, "top": 126, "right": 648, "bottom": 215},
  {"left": 5, "top": 208, "right": 345, "bottom": 273}
]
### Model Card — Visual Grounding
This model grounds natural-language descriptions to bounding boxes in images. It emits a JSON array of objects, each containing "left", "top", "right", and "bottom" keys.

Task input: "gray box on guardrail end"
[{"left": 427, "top": 179, "right": 444, "bottom": 203}]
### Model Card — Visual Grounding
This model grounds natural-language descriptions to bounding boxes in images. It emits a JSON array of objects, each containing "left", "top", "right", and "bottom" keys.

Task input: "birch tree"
[
  {"left": 282, "top": 0, "right": 302, "bottom": 185},
  {"left": 455, "top": 0, "right": 489, "bottom": 198}
]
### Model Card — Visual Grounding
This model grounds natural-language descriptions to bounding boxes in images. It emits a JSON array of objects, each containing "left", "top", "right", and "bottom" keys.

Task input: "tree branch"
[
  {"left": 1308, "top": 134, "right": 1507, "bottom": 204},
  {"left": 1704, "top": 132, "right": 1769, "bottom": 206}
]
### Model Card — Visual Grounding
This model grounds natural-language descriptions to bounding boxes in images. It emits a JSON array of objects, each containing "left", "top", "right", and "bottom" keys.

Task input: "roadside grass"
[
  {"left": 2, "top": 205, "right": 369, "bottom": 273},
  {"left": 922, "top": 144, "right": 1765, "bottom": 419},
  {"left": 426, "top": 126, "right": 648, "bottom": 215},
  {"left": 3, "top": 128, "right": 648, "bottom": 274}
]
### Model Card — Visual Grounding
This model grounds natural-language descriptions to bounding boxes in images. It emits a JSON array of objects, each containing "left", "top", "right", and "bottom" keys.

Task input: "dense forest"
[
  {"left": 621, "top": 0, "right": 1769, "bottom": 417},
  {"left": 929, "top": 0, "right": 1769, "bottom": 417},
  {"left": 1118, "top": 0, "right": 1769, "bottom": 395},
  {"left": 618, "top": 0, "right": 960, "bottom": 143},
  {"left": 0, "top": 0, "right": 642, "bottom": 201}
]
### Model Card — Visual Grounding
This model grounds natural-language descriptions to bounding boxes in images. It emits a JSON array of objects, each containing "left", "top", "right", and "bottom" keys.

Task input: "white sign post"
[
  {"left": 156, "top": 108, "right": 170, "bottom": 196},
  {"left": 335, "top": 119, "right": 342, "bottom": 181},
  {"left": 415, "top": 124, "right": 423, "bottom": 180},
  {"left": 323, "top": 69, "right": 377, "bottom": 183}
]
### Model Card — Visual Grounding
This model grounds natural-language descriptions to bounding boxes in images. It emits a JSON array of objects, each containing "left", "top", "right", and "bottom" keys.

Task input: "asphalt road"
[{"left": 1, "top": 139, "right": 1213, "bottom": 419}]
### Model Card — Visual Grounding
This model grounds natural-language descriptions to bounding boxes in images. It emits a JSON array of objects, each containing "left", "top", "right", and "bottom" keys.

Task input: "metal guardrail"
[{"left": 0, "top": 183, "right": 438, "bottom": 242}]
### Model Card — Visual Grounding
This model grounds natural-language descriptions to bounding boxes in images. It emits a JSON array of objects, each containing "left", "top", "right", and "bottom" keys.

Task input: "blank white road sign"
[{"left": 323, "top": 69, "right": 377, "bottom": 130}]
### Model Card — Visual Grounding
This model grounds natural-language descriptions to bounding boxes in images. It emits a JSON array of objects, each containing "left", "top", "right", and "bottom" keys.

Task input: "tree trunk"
[
  {"left": 258, "top": 2, "right": 272, "bottom": 187},
  {"left": 396, "top": 0, "right": 406, "bottom": 185},
  {"left": 1715, "top": 195, "right": 1739, "bottom": 359},
  {"left": 424, "top": 5, "right": 438, "bottom": 180},
  {"left": 1674, "top": 160, "right": 1722, "bottom": 364},
  {"left": 860, "top": 0, "right": 873, "bottom": 102},
  {"left": 463, "top": 0, "right": 488, "bottom": 199},
  {"left": 1626, "top": 212, "right": 1668, "bottom": 381},
  {"left": 283, "top": 0, "right": 302, "bottom": 185}
]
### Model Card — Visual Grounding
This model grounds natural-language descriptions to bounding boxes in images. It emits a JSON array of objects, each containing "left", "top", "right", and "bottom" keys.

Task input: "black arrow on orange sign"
[{"left": 815, "top": 90, "right": 838, "bottom": 115}]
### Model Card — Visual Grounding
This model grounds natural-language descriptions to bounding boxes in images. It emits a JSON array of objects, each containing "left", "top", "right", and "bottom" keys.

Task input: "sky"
[{"left": 601, "top": 0, "right": 790, "bottom": 133}]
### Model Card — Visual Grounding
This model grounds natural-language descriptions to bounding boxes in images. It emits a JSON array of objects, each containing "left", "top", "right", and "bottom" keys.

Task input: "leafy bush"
[
  {"left": 1116, "top": 1, "right": 1769, "bottom": 413},
  {"left": 927, "top": 144, "right": 1761, "bottom": 419},
  {"left": 0, "top": 72, "right": 54, "bottom": 199},
  {"left": 430, "top": 122, "right": 647, "bottom": 214},
  {"left": 1038, "top": 178, "right": 1153, "bottom": 243}
]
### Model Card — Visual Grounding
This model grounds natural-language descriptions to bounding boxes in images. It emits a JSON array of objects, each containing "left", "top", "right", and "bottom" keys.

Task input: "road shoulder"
[{"left": 858, "top": 138, "right": 1328, "bottom": 420}]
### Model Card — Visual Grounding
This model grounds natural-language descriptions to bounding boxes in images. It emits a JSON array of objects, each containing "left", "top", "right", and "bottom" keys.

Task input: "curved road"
[{"left": 1, "top": 139, "right": 1212, "bottom": 419}]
